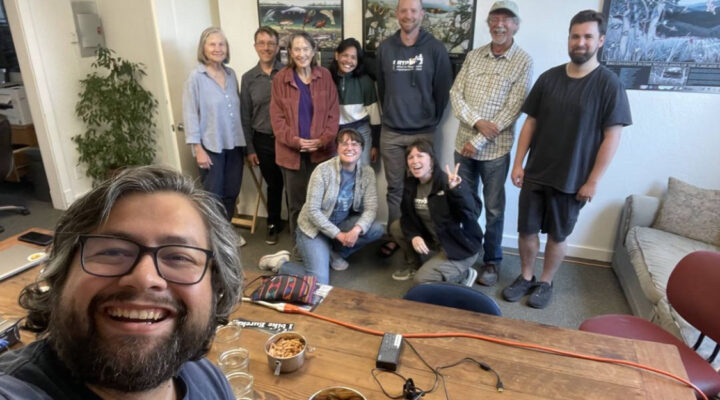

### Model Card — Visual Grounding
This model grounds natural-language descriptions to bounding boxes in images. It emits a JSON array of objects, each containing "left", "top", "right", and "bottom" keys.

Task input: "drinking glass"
[
  {"left": 214, "top": 324, "right": 242, "bottom": 361},
  {"left": 225, "top": 371, "right": 253, "bottom": 400},
  {"left": 219, "top": 347, "right": 250, "bottom": 374}
]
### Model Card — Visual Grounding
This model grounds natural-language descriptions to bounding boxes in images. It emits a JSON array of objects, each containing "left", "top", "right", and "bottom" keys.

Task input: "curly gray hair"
[{"left": 19, "top": 165, "right": 243, "bottom": 334}]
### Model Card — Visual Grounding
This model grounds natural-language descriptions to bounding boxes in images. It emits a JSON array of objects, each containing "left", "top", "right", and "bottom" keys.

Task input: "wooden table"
[
  {"left": 216, "top": 283, "right": 695, "bottom": 399},
  {"left": 1, "top": 230, "right": 694, "bottom": 399},
  {"left": 0, "top": 228, "right": 51, "bottom": 344}
]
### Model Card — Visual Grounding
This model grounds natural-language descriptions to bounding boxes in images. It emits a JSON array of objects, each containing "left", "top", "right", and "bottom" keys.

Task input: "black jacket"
[{"left": 400, "top": 168, "right": 483, "bottom": 260}]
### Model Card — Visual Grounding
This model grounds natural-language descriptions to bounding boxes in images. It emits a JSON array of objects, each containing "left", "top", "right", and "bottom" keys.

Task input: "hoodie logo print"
[{"left": 392, "top": 54, "right": 424, "bottom": 72}]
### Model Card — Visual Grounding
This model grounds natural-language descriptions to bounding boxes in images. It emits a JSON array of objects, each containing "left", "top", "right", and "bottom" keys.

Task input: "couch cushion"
[
  {"left": 626, "top": 226, "right": 719, "bottom": 305},
  {"left": 627, "top": 226, "right": 720, "bottom": 368},
  {"left": 652, "top": 177, "right": 720, "bottom": 247}
]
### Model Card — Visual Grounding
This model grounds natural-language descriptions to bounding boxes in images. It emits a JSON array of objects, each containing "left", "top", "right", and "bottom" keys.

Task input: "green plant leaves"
[{"left": 74, "top": 47, "right": 158, "bottom": 184}]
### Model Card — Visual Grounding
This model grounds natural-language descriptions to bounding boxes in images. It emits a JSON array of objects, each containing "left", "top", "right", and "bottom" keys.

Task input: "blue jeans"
[
  {"left": 279, "top": 216, "right": 384, "bottom": 284},
  {"left": 454, "top": 152, "right": 510, "bottom": 264},
  {"left": 199, "top": 146, "right": 245, "bottom": 221}
]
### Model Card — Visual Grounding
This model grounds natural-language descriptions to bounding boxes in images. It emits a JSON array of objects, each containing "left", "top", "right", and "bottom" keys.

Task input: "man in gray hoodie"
[{"left": 376, "top": 0, "right": 452, "bottom": 276}]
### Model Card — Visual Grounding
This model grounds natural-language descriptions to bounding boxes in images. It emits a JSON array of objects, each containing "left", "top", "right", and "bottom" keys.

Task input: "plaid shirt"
[{"left": 450, "top": 42, "right": 533, "bottom": 161}]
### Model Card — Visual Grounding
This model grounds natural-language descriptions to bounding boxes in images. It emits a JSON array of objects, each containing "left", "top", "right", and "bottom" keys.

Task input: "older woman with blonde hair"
[{"left": 183, "top": 27, "right": 246, "bottom": 245}]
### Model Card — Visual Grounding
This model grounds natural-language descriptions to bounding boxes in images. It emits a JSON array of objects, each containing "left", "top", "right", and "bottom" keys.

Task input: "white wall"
[
  {"left": 8, "top": 0, "right": 184, "bottom": 208},
  {"left": 5, "top": 0, "right": 95, "bottom": 208},
  {"left": 221, "top": 0, "right": 720, "bottom": 262},
  {"left": 96, "top": 0, "right": 180, "bottom": 173}
]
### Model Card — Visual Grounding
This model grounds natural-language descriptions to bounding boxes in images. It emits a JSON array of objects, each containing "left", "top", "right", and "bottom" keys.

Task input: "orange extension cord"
[{"left": 273, "top": 303, "right": 708, "bottom": 400}]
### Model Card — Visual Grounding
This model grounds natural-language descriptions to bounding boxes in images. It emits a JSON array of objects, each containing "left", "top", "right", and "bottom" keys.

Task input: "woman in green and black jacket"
[{"left": 329, "top": 38, "right": 381, "bottom": 166}]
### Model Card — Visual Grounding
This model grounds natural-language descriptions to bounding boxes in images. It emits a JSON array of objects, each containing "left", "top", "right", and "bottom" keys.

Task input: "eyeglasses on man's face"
[{"left": 78, "top": 235, "right": 213, "bottom": 285}]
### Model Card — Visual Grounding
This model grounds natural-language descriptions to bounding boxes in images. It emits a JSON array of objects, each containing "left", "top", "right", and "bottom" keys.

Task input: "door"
[{"left": 153, "top": 0, "right": 218, "bottom": 177}]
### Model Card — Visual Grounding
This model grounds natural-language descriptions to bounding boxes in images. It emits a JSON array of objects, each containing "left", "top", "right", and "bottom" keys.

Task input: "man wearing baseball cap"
[{"left": 450, "top": 0, "right": 533, "bottom": 286}]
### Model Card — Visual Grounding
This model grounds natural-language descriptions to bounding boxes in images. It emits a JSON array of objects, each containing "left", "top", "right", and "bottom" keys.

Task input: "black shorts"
[{"left": 517, "top": 181, "right": 585, "bottom": 242}]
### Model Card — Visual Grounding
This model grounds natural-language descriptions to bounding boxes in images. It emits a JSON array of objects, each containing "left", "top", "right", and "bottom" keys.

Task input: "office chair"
[
  {"left": 404, "top": 282, "right": 502, "bottom": 316},
  {"left": 0, "top": 115, "right": 30, "bottom": 233},
  {"left": 579, "top": 251, "right": 720, "bottom": 399}
]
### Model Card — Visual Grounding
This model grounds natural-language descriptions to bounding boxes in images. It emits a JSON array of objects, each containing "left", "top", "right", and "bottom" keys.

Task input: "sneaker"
[
  {"left": 236, "top": 234, "right": 247, "bottom": 247},
  {"left": 501, "top": 274, "right": 537, "bottom": 302},
  {"left": 527, "top": 281, "right": 553, "bottom": 309},
  {"left": 258, "top": 250, "right": 290, "bottom": 272},
  {"left": 265, "top": 224, "right": 279, "bottom": 245},
  {"left": 392, "top": 267, "right": 417, "bottom": 281},
  {"left": 461, "top": 267, "right": 478, "bottom": 287},
  {"left": 330, "top": 251, "right": 349, "bottom": 271},
  {"left": 477, "top": 263, "right": 499, "bottom": 286}
]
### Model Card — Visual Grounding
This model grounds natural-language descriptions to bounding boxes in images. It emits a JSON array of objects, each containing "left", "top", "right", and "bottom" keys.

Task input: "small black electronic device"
[
  {"left": 18, "top": 231, "right": 53, "bottom": 246},
  {"left": 376, "top": 332, "right": 403, "bottom": 371}
]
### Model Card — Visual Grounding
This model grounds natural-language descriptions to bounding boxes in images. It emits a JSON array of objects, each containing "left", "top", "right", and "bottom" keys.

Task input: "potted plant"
[{"left": 74, "top": 47, "right": 158, "bottom": 183}]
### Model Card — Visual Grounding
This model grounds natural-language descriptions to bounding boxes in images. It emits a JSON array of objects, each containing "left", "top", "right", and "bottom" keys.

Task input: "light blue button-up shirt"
[{"left": 183, "top": 63, "right": 245, "bottom": 153}]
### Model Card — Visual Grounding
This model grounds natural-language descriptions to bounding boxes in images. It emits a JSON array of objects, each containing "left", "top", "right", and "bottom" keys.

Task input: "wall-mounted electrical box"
[{"left": 71, "top": 1, "right": 105, "bottom": 57}]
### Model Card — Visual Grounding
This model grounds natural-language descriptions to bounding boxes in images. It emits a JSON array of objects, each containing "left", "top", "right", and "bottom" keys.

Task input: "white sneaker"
[
  {"left": 258, "top": 250, "right": 290, "bottom": 272},
  {"left": 392, "top": 267, "right": 416, "bottom": 281},
  {"left": 462, "top": 267, "right": 478, "bottom": 287},
  {"left": 236, "top": 234, "right": 247, "bottom": 247},
  {"left": 330, "top": 251, "right": 349, "bottom": 271}
]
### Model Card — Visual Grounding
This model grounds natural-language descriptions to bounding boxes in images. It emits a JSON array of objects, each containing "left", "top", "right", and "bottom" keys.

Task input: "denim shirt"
[{"left": 183, "top": 63, "right": 245, "bottom": 153}]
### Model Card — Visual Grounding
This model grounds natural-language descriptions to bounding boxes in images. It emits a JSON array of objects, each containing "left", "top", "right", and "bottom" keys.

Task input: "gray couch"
[{"left": 612, "top": 194, "right": 720, "bottom": 367}]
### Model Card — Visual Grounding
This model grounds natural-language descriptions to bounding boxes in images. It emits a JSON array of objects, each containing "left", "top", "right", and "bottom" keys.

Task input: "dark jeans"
[
  {"left": 253, "top": 133, "right": 284, "bottom": 226},
  {"left": 454, "top": 152, "right": 510, "bottom": 264},
  {"left": 199, "top": 146, "right": 244, "bottom": 221},
  {"left": 280, "top": 153, "right": 317, "bottom": 244}
]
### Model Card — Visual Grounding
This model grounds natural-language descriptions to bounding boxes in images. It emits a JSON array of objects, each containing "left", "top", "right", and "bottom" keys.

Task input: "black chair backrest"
[
  {"left": 667, "top": 251, "right": 720, "bottom": 345},
  {"left": 0, "top": 115, "right": 13, "bottom": 179},
  {"left": 404, "top": 282, "right": 502, "bottom": 316}
]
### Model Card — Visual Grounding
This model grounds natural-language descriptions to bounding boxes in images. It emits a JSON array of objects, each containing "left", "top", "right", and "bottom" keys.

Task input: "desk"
[
  {"left": 0, "top": 230, "right": 695, "bottom": 399},
  {"left": 7, "top": 124, "right": 37, "bottom": 182}
]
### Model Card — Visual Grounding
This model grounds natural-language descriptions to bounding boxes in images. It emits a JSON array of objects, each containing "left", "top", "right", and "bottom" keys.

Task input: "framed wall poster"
[
  {"left": 601, "top": 0, "right": 720, "bottom": 92},
  {"left": 258, "top": 0, "right": 344, "bottom": 52},
  {"left": 362, "top": 0, "right": 477, "bottom": 56}
]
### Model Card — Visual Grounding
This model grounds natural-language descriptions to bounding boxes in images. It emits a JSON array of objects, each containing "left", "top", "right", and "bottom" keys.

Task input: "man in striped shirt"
[{"left": 449, "top": 0, "right": 533, "bottom": 287}]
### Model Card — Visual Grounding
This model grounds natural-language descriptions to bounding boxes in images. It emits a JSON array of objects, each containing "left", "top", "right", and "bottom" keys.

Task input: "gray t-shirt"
[{"left": 414, "top": 181, "right": 439, "bottom": 246}]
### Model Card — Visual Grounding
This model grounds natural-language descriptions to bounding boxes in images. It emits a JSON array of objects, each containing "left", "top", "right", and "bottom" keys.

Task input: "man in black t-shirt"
[
  {"left": 504, "top": 10, "right": 632, "bottom": 309},
  {"left": 0, "top": 166, "right": 243, "bottom": 399}
]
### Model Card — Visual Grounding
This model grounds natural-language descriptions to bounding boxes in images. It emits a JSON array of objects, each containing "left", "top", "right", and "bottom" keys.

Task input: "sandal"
[{"left": 379, "top": 240, "right": 398, "bottom": 258}]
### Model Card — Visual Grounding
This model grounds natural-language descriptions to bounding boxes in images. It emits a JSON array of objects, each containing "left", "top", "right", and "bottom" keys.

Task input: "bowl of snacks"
[
  {"left": 264, "top": 331, "right": 308, "bottom": 375},
  {"left": 309, "top": 386, "right": 366, "bottom": 400}
]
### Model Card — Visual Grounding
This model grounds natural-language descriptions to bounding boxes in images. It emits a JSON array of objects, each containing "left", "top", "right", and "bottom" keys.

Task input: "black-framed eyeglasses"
[{"left": 78, "top": 235, "right": 214, "bottom": 285}]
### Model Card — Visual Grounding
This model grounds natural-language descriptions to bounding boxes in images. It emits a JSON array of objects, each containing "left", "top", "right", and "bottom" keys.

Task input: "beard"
[
  {"left": 47, "top": 290, "right": 216, "bottom": 393},
  {"left": 569, "top": 46, "right": 598, "bottom": 65}
]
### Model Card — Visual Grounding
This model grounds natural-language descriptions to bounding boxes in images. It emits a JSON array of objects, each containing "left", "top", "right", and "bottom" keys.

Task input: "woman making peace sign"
[{"left": 389, "top": 140, "right": 484, "bottom": 285}]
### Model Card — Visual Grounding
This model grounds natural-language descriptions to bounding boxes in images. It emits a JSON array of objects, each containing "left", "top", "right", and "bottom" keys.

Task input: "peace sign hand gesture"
[{"left": 446, "top": 163, "right": 462, "bottom": 190}]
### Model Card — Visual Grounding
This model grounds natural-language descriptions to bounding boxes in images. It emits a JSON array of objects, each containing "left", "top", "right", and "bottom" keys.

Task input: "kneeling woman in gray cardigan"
[{"left": 259, "top": 128, "right": 383, "bottom": 284}]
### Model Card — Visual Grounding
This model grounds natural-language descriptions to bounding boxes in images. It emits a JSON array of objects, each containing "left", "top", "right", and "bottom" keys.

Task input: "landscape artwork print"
[
  {"left": 258, "top": 0, "right": 343, "bottom": 51},
  {"left": 363, "top": 0, "right": 476, "bottom": 56},
  {"left": 601, "top": 0, "right": 720, "bottom": 92}
]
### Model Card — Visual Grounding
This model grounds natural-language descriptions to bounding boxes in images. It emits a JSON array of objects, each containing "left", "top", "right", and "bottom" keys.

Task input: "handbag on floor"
[{"left": 246, "top": 274, "right": 318, "bottom": 305}]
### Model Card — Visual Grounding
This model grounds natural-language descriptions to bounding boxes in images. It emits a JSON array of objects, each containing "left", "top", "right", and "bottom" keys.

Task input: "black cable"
[
  {"left": 371, "top": 339, "right": 504, "bottom": 399},
  {"left": 436, "top": 357, "right": 504, "bottom": 399},
  {"left": 370, "top": 338, "right": 441, "bottom": 399}
]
